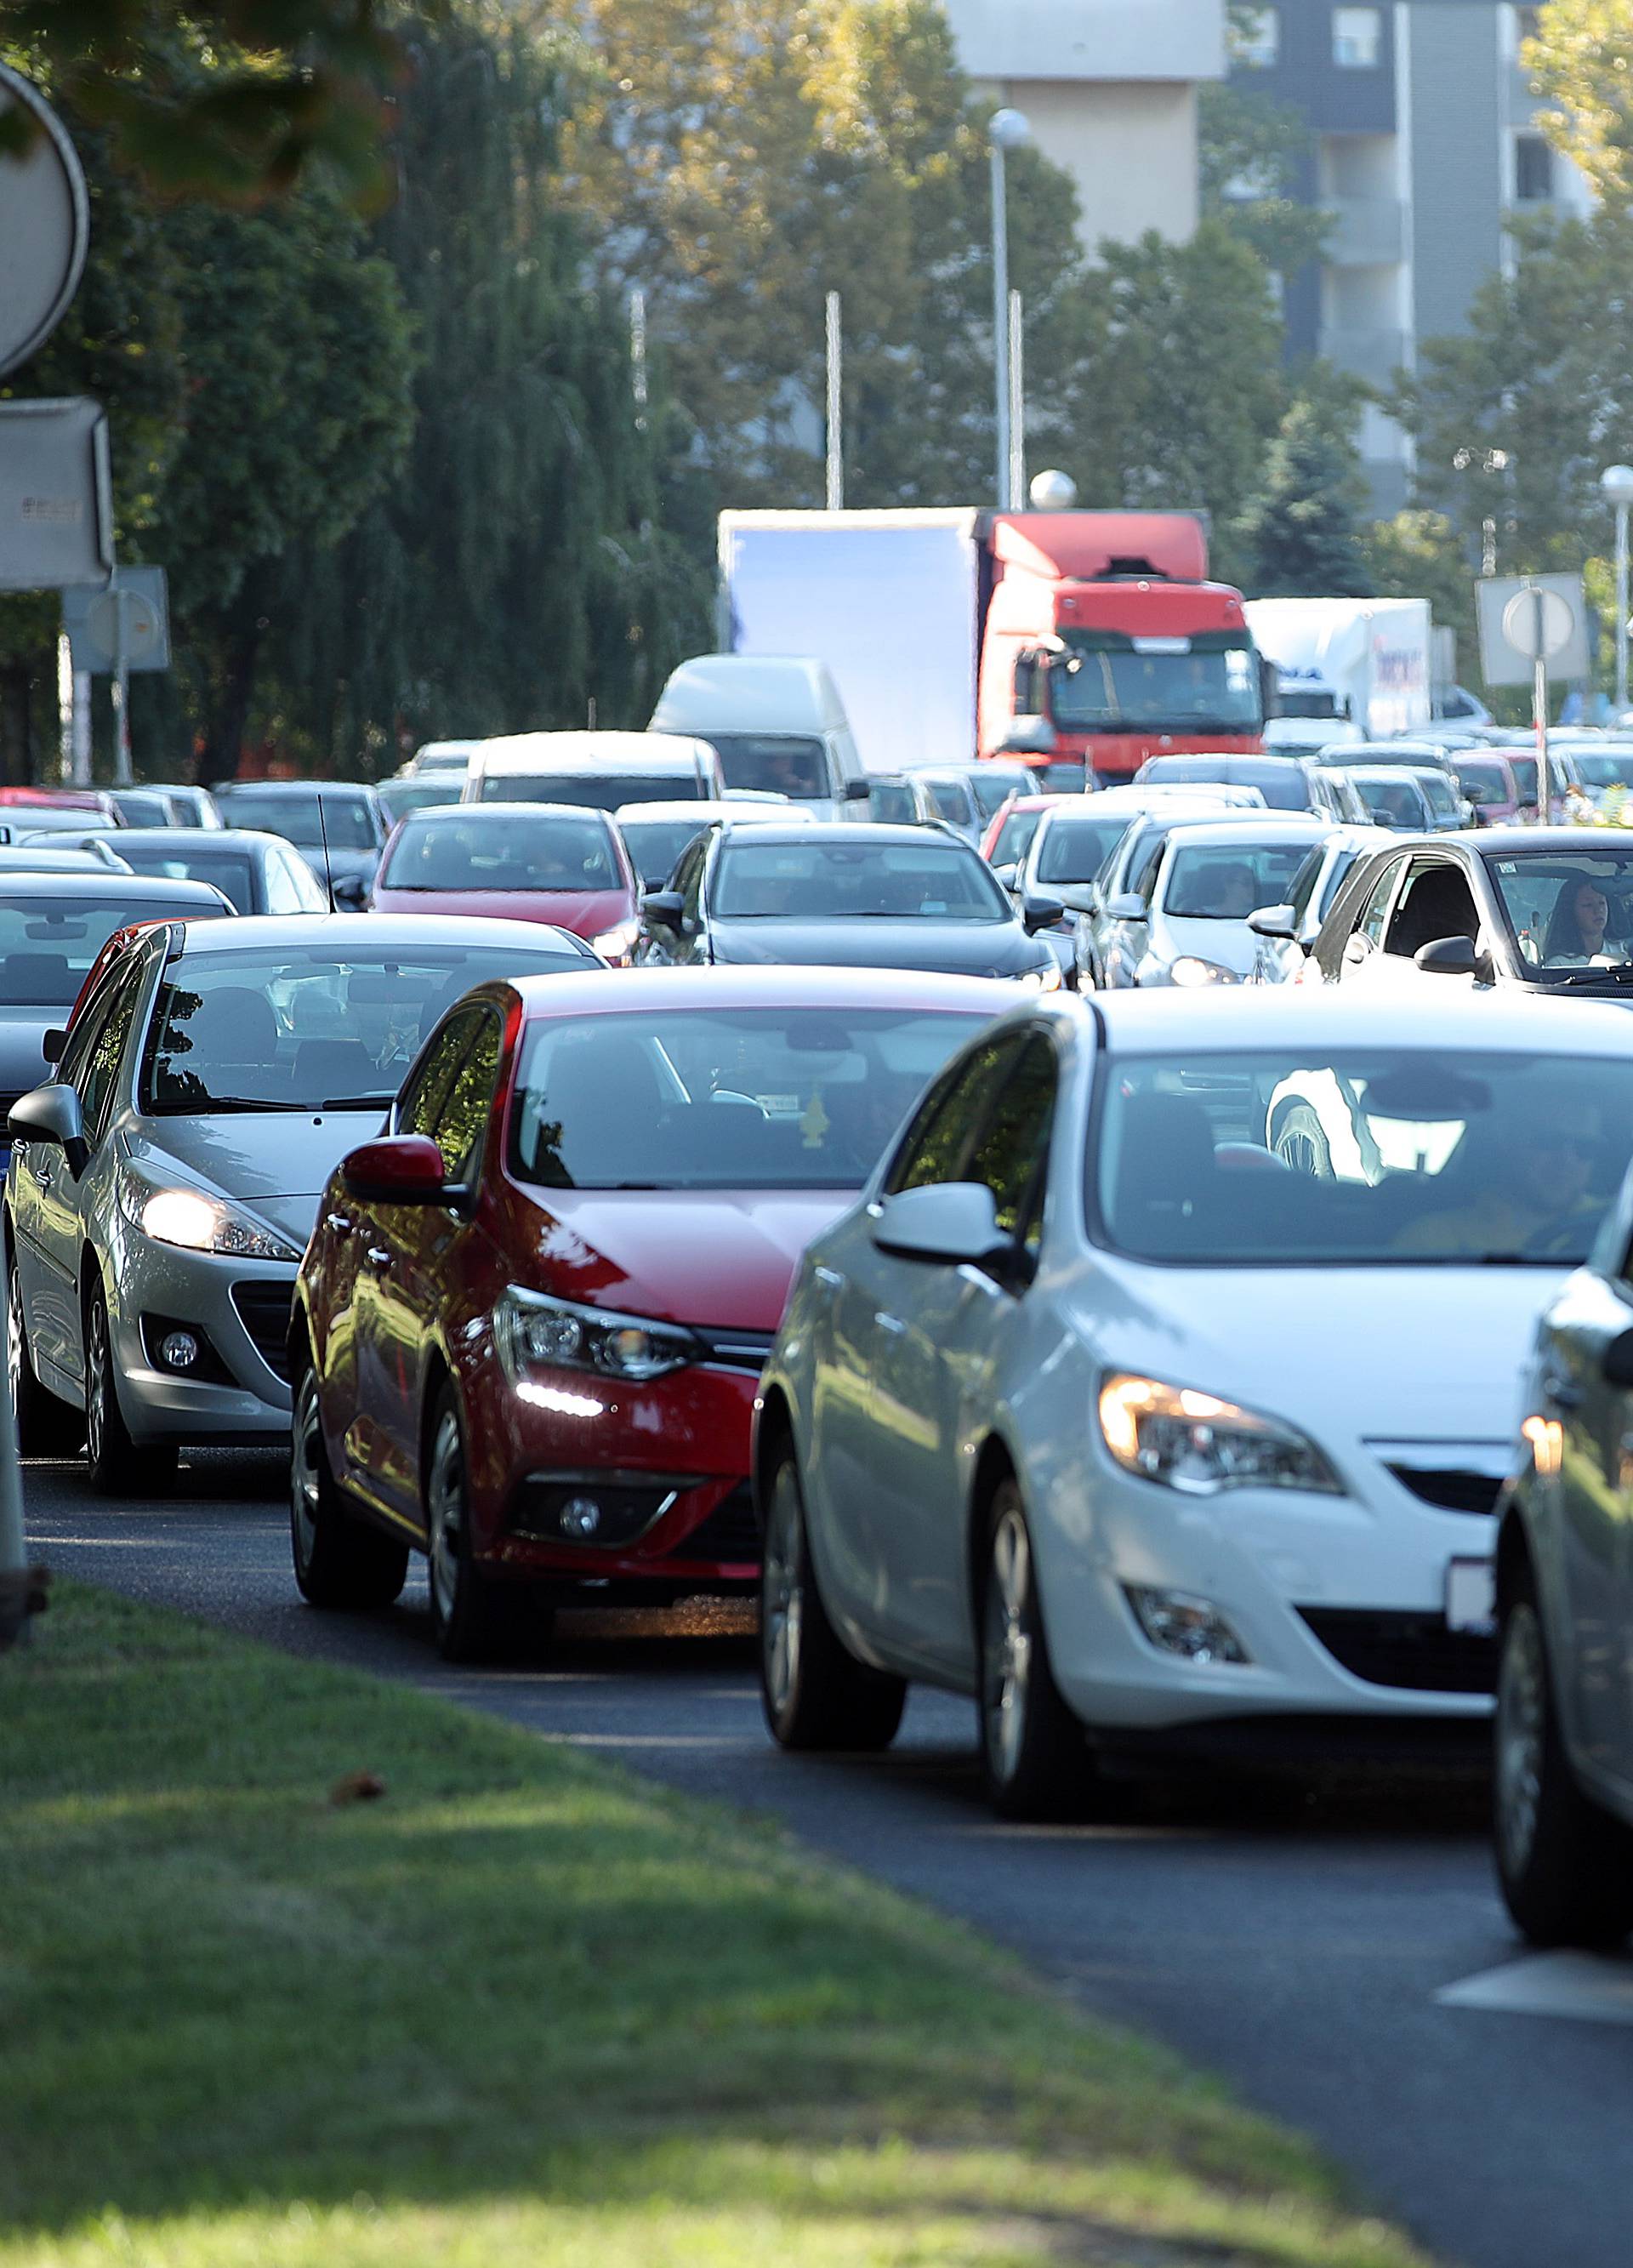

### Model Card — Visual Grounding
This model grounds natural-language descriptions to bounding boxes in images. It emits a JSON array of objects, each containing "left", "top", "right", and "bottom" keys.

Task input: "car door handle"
[
  {"left": 812, "top": 1265, "right": 843, "bottom": 1290},
  {"left": 1542, "top": 1371, "right": 1584, "bottom": 1410},
  {"left": 874, "top": 1311, "right": 907, "bottom": 1336},
  {"left": 324, "top": 1211, "right": 352, "bottom": 1238},
  {"left": 364, "top": 1245, "right": 393, "bottom": 1270}
]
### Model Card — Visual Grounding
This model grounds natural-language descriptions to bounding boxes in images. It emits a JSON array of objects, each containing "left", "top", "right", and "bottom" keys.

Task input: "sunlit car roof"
[
  {"left": 504, "top": 963, "right": 1017, "bottom": 1019},
  {"left": 1077, "top": 984, "right": 1633, "bottom": 1056},
  {"left": 166, "top": 911, "right": 597, "bottom": 954}
]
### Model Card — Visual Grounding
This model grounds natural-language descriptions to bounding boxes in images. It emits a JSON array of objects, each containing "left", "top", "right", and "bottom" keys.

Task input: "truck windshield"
[{"left": 1052, "top": 634, "right": 1262, "bottom": 735}]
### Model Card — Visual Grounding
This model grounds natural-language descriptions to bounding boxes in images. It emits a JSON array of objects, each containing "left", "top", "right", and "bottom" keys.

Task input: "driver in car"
[
  {"left": 1392, "top": 1107, "right": 1603, "bottom": 1258},
  {"left": 1541, "top": 877, "right": 1628, "bottom": 966}
]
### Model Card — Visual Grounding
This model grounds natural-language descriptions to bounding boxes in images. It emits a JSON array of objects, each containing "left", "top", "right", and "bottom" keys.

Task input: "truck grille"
[{"left": 1298, "top": 1607, "right": 1495, "bottom": 1695}]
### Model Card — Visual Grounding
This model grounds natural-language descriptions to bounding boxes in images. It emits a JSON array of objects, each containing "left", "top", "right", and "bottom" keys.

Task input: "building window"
[
  {"left": 1333, "top": 6, "right": 1382, "bottom": 67},
  {"left": 1233, "top": 6, "right": 1280, "bottom": 67},
  {"left": 1515, "top": 134, "right": 1554, "bottom": 201}
]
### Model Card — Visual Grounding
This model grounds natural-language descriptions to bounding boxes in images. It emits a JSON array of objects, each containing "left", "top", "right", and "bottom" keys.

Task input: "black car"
[
  {"left": 213, "top": 781, "right": 388, "bottom": 906},
  {"left": 105, "top": 828, "right": 330, "bottom": 916},
  {"left": 638, "top": 822, "right": 1062, "bottom": 983}
]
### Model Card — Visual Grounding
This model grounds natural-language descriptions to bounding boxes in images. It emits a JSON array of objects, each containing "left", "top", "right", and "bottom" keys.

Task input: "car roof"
[
  {"left": 615, "top": 799, "right": 800, "bottom": 823},
  {"left": 1455, "top": 825, "right": 1626, "bottom": 852},
  {"left": 1345, "top": 765, "right": 1431, "bottom": 785},
  {"left": 0, "top": 870, "right": 228, "bottom": 902},
  {"left": 713, "top": 821, "right": 971, "bottom": 847},
  {"left": 507, "top": 963, "right": 1016, "bottom": 1019},
  {"left": 169, "top": 911, "right": 595, "bottom": 954},
  {"left": 1082, "top": 984, "right": 1633, "bottom": 1057},
  {"left": 1154, "top": 816, "right": 1329, "bottom": 847},
  {"left": 393, "top": 799, "right": 613, "bottom": 827},
  {"left": 216, "top": 778, "right": 376, "bottom": 800},
  {"left": 104, "top": 826, "right": 290, "bottom": 855},
  {"left": 471, "top": 730, "right": 715, "bottom": 772}
]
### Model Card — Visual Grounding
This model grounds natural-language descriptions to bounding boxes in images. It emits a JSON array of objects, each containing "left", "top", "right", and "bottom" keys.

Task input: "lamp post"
[
  {"left": 989, "top": 107, "right": 1029, "bottom": 510},
  {"left": 1601, "top": 463, "right": 1633, "bottom": 715}
]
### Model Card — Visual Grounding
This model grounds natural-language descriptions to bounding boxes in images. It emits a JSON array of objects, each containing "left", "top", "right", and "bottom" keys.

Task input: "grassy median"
[{"left": 0, "top": 1581, "right": 1431, "bottom": 2268}]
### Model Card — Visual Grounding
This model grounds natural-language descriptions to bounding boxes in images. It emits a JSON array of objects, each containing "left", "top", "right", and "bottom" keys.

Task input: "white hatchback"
[{"left": 754, "top": 989, "right": 1633, "bottom": 1815}]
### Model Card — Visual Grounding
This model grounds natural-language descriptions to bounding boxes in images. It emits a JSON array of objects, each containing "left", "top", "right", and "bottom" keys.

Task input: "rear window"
[
  {"left": 478, "top": 771, "right": 700, "bottom": 810},
  {"left": 218, "top": 791, "right": 378, "bottom": 849},
  {"left": 118, "top": 847, "right": 257, "bottom": 913},
  {"left": 703, "top": 734, "right": 827, "bottom": 801},
  {"left": 714, "top": 838, "right": 1009, "bottom": 922},
  {"left": 382, "top": 812, "right": 617, "bottom": 892},
  {"left": 0, "top": 894, "right": 222, "bottom": 1005},
  {"left": 1035, "top": 817, "right": 1129, "bottom": 885}
]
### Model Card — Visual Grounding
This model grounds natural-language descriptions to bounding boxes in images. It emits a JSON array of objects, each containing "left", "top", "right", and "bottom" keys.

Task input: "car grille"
[
  {"left": 1385, "top": 1465, "right": 1503, "bottom": 1516},
  {"left": 231, "top": 1282, "right": 294, "bottom": 1383},
  {"left": 1298, "top": 1607, "right": 1495, "bottom": 1695},
  {"left": 665, "top": 1483, "right": 760, "bottom": 1564},
  {"left": 694, "top": 1328, "right": 776, "bottom": 1375}
]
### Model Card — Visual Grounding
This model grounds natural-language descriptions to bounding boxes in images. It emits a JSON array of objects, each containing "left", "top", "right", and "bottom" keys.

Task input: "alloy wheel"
[
  {"left": 85, "top": 1298, "right": 108, "bottom": 1470},
  {"left": 762, "top": 1466, "right": 805, "bottom": 1718},
  {"left": 983, "top": 1506, "right": 1033, "bottom": 1785},
  {"left": 7, "top": 1264, "right": 22, "bottom": 1418},
  {"left": 427, "top": 1408, "right": 464, "bottom": 1624},
  {"left": 1497, "top": 1603, "right": 1546, "bottom": 1879},
  {"left": 291, "top": 1378, "right": 323, "bottom": 1573}
]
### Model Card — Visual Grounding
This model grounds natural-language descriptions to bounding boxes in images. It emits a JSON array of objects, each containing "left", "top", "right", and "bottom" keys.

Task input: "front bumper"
[{"left": 108, "top": 1232, "right": 295, "bottom": 1444}]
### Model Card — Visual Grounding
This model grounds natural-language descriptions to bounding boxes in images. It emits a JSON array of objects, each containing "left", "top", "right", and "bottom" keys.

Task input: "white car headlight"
[
  {"left": 1097, "top": 1373, "right": 1342, "bottom": 1496},
  {"left": 1169, "top": 957, "right": 1239, "bottom": 988},
  {"left": 1014, "top": 962, "right": 1063, "bottom": 991},
  {"left": 121, "top": 1174, "right": 301, "bottom": 1262},
  {"left": 592, "top": 920, "right": 640, "bottom": 965},
  {"left": 494, "top": 1286, "right": 703, "bottom": 1386}
]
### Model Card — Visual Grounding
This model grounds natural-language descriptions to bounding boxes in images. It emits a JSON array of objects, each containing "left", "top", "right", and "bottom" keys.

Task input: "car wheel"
[
  {"left": 1272, "top": 1105, "right": 1334, "bottom": 1179},
  {"left": 1494, "top": 1572, "right": 1633, "bottom": 1946},
  {"left": 9, "top": 1248, "right": 83, "bottom": 1456},
  {"left": 760, "top": 1448, "right": 906, "bottom": 1751},
  {"left": 84, "top": 1281, "right": 176, "bottom": 1496},
  {"left": 978, "top": 1479, "right": 1087, "bottom": 1820},
  {"left": 424, "top": 1383, "right": 549, "bottom": 1664},
  {"left": 290, "top": 1363, "right": 407, "bottom": 1610}
]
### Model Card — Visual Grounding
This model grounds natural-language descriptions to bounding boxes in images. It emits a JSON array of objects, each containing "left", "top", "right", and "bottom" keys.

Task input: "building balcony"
[
  {"left": 1322, "top": 197, "right": 1406, "bottom": 265},
  {"left": 940, "top": 0, "right": 1226, "bottom": 84},
  {"left": 1317, "top": 326, "right": 1411, "bottom": 385}
]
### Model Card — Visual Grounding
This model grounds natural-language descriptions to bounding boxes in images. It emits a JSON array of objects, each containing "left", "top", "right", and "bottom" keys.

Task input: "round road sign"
[
  {"left": 0, "top": 67, "right": 89, "bottom": 380},
  {"left": 1502, "top": 584, "right": 1576, "bottom": 662}
]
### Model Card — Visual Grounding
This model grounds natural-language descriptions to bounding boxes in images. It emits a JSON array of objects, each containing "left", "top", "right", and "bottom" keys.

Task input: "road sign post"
[{"left": 1500, "top": 584, "right": 1576, "bottom": 825}]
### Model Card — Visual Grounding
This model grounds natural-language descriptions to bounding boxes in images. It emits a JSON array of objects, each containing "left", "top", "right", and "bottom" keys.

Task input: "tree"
[
  {"left": 1359, "top": 509, "right": 1479, "bottom": 683},
  {"left": 1236, "top": 373, "right": 1374, "bottom": 595},
  {"left": 1523, "top": 0, "right": 1633, "bottom": 208}
]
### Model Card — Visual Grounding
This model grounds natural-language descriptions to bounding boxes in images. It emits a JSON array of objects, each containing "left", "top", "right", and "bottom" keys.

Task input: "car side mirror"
[
  {"left": 1021, "top": 891, "right": 1066, "bottom": 934},
  {"left": 643, "top": 889, "right": 685, "bottom": 931},
  {"left": 341, "top": 1135, "right": 456, "bottom": 1207},
  {"left": 1107, "top": 892, "right": 1147, "bottom": 922},
  {"left": 869, "top": 1182, "right": 1010, "bottom": 1268},
  {"left": 992, "top": 862, "right": 1019, "bottom": 892},
  {"left": 843, "top": 777, "right": 873, "bottom": 801},
  {"left": 1602, "top": 1331, "right": 1633, "bottom": 1389},
  {"left": 331, "top": 872, "right": 367, "bottom": 911},
  {"left": 9, "top": 1083, "right": 89, "bottom": 1177},
  {"left": 1414, "top": 934, "right": 1490, "bottom": 980},
  {"left": 41, "top": 1029, "right": 65, "bottom": 1065},
  {"left": 1247, "top": 903, "right": 1297, "bottom": 942}
]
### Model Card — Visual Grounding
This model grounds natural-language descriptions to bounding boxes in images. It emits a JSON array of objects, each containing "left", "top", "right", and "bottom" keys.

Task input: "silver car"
[{"left": 6, "top": 913, "right": 603, "bottom": 1491}]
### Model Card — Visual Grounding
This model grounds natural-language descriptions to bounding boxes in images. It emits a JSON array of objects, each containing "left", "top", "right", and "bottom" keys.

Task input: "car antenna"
[{"left": 315, "top": 788, "right": 337, "bottom": 913}]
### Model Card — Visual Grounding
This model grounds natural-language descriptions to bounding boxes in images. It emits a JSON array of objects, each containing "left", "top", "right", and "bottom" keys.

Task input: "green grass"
[{"left": 0, "top": 1582, "right": 1434, "bottom": 2268}]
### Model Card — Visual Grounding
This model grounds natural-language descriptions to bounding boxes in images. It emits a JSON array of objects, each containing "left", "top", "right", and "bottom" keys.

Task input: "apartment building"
[
  {"left": 1230, "top": 2, "right": 1592, "bottom": 510},
  {"left": 942, "top": 0, "right": 1228, "bottom": 247}
]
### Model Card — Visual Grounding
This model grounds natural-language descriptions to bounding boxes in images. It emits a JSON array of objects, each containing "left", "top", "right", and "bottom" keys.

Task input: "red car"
[
  {"left": 370, "top": 801, "right": 641, "bottom": 965},
  {"left": 980, "top": 793, "right": 1055, "bottom": 869},
  {"left": 289, "top": 965, "right": 1010, "bottom": 1660}
]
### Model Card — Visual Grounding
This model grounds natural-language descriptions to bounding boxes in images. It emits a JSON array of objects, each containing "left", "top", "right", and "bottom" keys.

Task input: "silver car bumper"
[{"left": 107, "top": 1234, "right": 296, "bottom": 1445}]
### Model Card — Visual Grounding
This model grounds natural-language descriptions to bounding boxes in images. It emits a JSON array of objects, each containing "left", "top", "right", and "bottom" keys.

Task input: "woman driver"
[{"left": 1542, "top": 877, "right": 1626, "bottom": 964}]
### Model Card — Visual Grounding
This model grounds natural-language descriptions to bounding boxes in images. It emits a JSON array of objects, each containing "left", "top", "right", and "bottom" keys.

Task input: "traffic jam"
[{"left": 13, "top": 506, "right": 1633, "bottom": 1965}]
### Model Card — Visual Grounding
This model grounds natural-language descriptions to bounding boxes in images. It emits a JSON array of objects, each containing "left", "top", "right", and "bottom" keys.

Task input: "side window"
[
  {"left": 76, "top": 958, "right": 148, "bottom": 1148},
  {"left": 1384, "top": 858, "right": 1478, "bottom": 959},
  {"left": 263, "top": 852, "right": 304, "bottom": 915},
  {"left": 1129, "top": 838, "right": 1166, "bottom": 904},
  {"left": 292, "top": 852, "right": 329, "bottom": 912},
  {"left": 883, "top": 1035, "right": 1024, "bottom": 1198},
  {"left": 431, "top": 1010, "right": 503, "bottom": 1184},
  {"left": 396, "top": 1008, "right": 481, "bottom": 1139},
  {"left": 963, "top": 1034, "right": 1056, "bottom": 1256},
  {"left": 680, "top": 841, "right": 708, "bottom": 926},
  {"left": 1357, "top": 858, "right": 1405, "bottom": 947},
  {"left": 1014, "top": 654, "right": 1038, "bottom": 713},
  {"left": 58, "top": 966, "right": 125, "bottom": 1093}
]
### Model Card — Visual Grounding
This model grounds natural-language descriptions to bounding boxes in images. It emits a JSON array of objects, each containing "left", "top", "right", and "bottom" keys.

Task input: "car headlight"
[
  {"left": 592, "top": 920, "right": 640, "bottom": 965},
  {"left": 1014, "top": 962, "right": 1063, "bottom": 991},
  {"left": 1097, "top": 1373, "right": 1342, "bottom": 1496},
  {"left": 119, "top": 1173, "right": 302, "bottom": 1262},
  {"left": 494, "top": 1286, "right": 703, "bottom": 1386},
  {"left": 1169, "top": 957, "right": 1239, "bottom": 988}
]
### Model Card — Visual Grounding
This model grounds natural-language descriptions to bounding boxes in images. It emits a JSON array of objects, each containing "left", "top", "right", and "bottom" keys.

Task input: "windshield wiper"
[
  {"left": 1549, "top": 963, "right": 1633, "bottom": 988},
  {"left": 158, "top": 1096, "right": 293, "bottom": 1114},
  {"left": 321, "top": 1093, "right": 396, "bottom": 1109}
]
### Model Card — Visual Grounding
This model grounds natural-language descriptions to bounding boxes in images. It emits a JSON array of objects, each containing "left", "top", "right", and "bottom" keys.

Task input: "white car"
[
  {"left": 1243, "top": 823, "right": 1392, "bottom": 984},
  {"left": 1118, "top": 816, "right": 1330, "bottom": 988},
  {"left": 753, "top": 989, "right": 1633, "bottom": 1816}
]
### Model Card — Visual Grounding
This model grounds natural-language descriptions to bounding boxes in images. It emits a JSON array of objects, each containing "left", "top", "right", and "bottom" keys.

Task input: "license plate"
[{"left": 1446, "top": 1557, "right": 1496, "bottom": 1636}]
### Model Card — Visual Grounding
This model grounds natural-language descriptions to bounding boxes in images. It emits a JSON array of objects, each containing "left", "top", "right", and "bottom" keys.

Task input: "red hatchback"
[
  {"left": 289, "top": 966, "right": 1009, "bottom": 1660},
  {"left": 371, "top": 801, "right": 641, "bottom": 965}
]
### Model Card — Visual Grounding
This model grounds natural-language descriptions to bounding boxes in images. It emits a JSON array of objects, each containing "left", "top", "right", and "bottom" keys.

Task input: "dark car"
[
  {"left": 111, "top": 789, "right": 188, "bottom": 828},
  {"left": 101, "top": 828, "right": 330, "bottom": 915},
  {"left": 377, "top": 777, "right": 466, "bottom": 828},
  {"left": 1135, "top": 751, "right": 1361, "bottom": 822},
  {"left": 638, "top": 822, "right": 1062, "bottom": 985},
  {"left": 213, "top": 781, "right": 388, "bottom": 906}
]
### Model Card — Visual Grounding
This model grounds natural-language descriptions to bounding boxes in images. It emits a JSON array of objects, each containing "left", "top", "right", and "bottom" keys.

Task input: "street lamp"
[
  {"left": 1602, "top": 463, "right": 1633, "bottom": 715},
  {"left": 989, "top": 107, "right": 1029, "bottom": 511}
]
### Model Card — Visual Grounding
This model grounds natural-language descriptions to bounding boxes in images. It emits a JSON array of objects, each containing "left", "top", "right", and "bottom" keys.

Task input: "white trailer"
[
  {"left": 1245, "top": 596, "right": 1433, "bottom": 742},
  {"left": 718, "top": 509, "right": 982, "bottom": 773}
]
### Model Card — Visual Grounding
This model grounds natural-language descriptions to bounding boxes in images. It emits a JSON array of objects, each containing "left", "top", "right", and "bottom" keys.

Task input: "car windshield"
[
  {"left": 0, "top": 896, "right": 217, "bottom": 1004},
  {"left": 378, "top": 780, "right": 465, "bottom": 823},
  {"left": 1054, "top": 633, "right": 1262, "bottom": 733},
  {"left": 1482, "top": 852, "right": 1633, "bottom": 977},
  {"left": 1417, "top": 771, "right": 1459, "bottom": 817},
  {"left": 1453, "top": 760, "right": 1509, "bottom": 805},
  {"left": 478, "top": 771, "right": 697, "bottom": 809},
  {"left": 510, "top": 1006, "right": 991, "bottom": 1191},
  {"left": 219, "top": 791, "right": 378, "bottom": 849},
  {"left": 713, "top": 838, "right": 1010, "bottom": 921},
  {"left": 924, "top": 779, "right": 972, "bottom": 824},
  {"left": 380, "top": 811, "right": 617, "bottom": 892},
  {"left": 1034, "top": 816, "right": 1129, "bottom": 885},
  {"left": 991, "top": 809, "right": 1042, "bottom": 867},
  {"left": 1507, "top": 757, "right": 1539, "bottom": 803},
  {"left": 868, "top": 783, "right": 918, "bottom": 824},
  {"left": 1163, "top": 843, "right": 1312, "bottom": 918},
  {"left": 142, "top": 943, "right": 587, "bottom": 1114},
  {"left": 1093, "top": 1047, "right": 1633, "bottom": 1267},
  {"left": 1353, "top": 777, "right": 1427, "bottom": 828},
  {"left": 117, "top": 847, "right": 257, "bottom": 913},
  {"left": 703, "top": 733, "right": 827, "bottom": 800},
  {"left": 968, "top": 771, "right": 1023, "bottom": 820},
  {"left": 617, "top": 816, "right": 713, "bottom": 889},
  {"left": 1576, "top": 754, "right": 1633, "bottom": 789}
]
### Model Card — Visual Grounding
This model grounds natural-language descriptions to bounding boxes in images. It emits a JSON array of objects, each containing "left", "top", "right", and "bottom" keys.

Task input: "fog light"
[
  {"left": 1127, "top": 1586, "right": 1249, "bottom": 1666},
  {"left": 560, "top": 1496, "right": 601, "bottom": 1539},
  {"left": 159, "top": 1331, "right": 200, "bottom": 1372}
]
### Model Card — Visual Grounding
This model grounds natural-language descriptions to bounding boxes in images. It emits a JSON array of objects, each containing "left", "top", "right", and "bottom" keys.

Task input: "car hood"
[
  {"left": 128, "top": 1109, "right": 387, "bottom": 1245},
  {"left": 1071, "top": 1254, "right": 1559, "bottom": 1457},
  {"left": 711, "top": 918, "right": 1044, "bottom": 980},
  {"left": 1148, "top": 912, "right": 1260, "bottom": 978},
  {"left": 513, "top": 1186, "right": 853, "bottom": 1331},
  {"left": 372, "top": 884, "right": 631, "bottom": 937}
]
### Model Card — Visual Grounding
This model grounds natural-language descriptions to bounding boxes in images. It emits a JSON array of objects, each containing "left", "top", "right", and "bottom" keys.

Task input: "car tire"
[
  {"left": 760, "top": 1447, "right": 906, "bottom": 1751},
  {"left": 9, "top": 1249, "right": 83, "bottom": 1456},
  {"left": 84, "top": 1281, "right": 176, "bottom": 1496},
  {"left": 1494, "top": 1570, "right": 1633, "bottom": 1946},
  {"left": 424, "top": 1383, "right": 550, "bottom": 1664},
  {"left": 290, "top": 1363, "right": 408, "bottom": 1610},
  {"left": 978, "top": 1479, "right": 1088, "bottom": 1820}
]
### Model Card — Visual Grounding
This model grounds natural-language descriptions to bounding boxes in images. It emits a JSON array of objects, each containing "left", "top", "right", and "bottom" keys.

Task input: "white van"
[
  {"left": 463, "top": 730, "right": 724, "bottom": 811},
  {"left": 646, "top": 656, "right": 869, "bottom": 822}
]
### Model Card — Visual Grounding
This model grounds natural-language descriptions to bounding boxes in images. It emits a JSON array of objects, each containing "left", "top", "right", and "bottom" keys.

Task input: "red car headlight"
[{"left": 494, "top": 1287, "right": 703, "bottom": 1386}]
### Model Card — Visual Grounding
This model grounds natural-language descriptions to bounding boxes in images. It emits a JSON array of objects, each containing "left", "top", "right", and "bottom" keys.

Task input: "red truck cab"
[{"left": 976, "top": 513, "right": 1266, "bottom": 787}]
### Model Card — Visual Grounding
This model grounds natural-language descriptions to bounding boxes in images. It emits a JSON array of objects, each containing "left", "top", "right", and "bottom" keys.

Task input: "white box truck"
[{"left": 1245, "top": 596, "right": 1433, "bottom": 745}]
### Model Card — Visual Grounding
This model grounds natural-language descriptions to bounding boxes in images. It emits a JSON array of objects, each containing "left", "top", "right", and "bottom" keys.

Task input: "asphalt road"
[{"left": 26, "top": 1447, "right": 1633, "bottom": 2268}]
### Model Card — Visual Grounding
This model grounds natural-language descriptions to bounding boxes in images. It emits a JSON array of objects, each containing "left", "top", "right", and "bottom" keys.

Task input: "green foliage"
[
  {"left": 1522, "top": 0, "right": 1633, "bottom": 209},
  {"left": 1238, "top": 372, "right": 1375, "bottom": 596},
  {"left": 1198, "top": 2, "right": 1329, "bottom": 276},
  {"left": 1359, "top": 509, "right": 1478, "bottom": 680}
]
